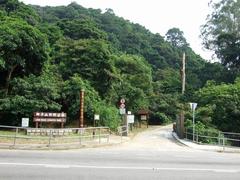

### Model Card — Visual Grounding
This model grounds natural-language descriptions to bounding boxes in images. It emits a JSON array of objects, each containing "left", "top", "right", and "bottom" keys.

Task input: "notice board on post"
[{"left": 33, "top": 112, "right": 67, "bottom": 128}]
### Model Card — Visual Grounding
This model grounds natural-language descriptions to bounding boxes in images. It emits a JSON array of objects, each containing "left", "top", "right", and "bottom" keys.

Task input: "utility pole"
[
  {"left": 179, "top": 52, "right": 186, "bottom": 139},
  {"left": 181, "top": 52, "right": 186, "bottom": 94},
  {"left": 79, "top": 89, "right": 85, "bottom": 128}
]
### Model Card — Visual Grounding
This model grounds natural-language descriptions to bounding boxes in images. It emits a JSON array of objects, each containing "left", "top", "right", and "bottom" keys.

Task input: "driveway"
[{"left": 119, "top": 124, "right": 189, "bottom": 152}]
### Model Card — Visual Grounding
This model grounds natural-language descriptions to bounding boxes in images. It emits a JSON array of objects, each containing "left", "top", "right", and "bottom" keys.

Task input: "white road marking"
[
  {"left": 45, "top": 164, "right": 70, "bottom": 168},
  {"left": 0, "top": 162, "right": 239, "bottom": 173}
]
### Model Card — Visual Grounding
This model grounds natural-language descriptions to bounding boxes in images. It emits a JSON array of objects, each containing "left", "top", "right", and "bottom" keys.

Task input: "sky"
[{"left": 20, "top": 0, "right": 217, "bottom": 61}]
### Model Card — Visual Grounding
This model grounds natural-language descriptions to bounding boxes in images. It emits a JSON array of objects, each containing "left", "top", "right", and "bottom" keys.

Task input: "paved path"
[
  {"left": 120, "top": 125, "right": 189, "bottom": 152},
  {"left": 0, "top": 125, "right": 240, "bottom": 180}
]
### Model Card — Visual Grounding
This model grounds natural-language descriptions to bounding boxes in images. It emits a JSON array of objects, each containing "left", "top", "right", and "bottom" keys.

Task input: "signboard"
[
  {"left": 119, "top": 108, "right": 126, "bottom": 115},
  {"left": 127, "top": 115, "right": 134, "bottom": 123},
  {"left": 21, "top": 118, "right": 29, "bottom": 127},
  {"left": 94, "top": 114, "right": 100, "bottom": 121},
  {"left": 119, "top": 98, "right": 126, "bottom": 109},
  {"left": 120, "top": 98, "right": 125, "bottom": 104},
  {"left": 34, "top": 112, "right": 66, "bottom": 118},
  {"left": 33, "top": 112, "right": 66, "bottom": 123},
  {"left": 33, "top": 118, "right": 65, "bottom": 122},
  {"left": 189, "top": 103, "right": 197, "bottom": 111},
  {"left": 120, "top": 103, "right": 125, "bottom": 108},
  {"left": 141, "top": 115, "right": 147, "bottom": 120}
]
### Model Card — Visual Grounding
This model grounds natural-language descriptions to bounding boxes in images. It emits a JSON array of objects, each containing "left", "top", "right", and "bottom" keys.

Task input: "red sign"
[{"left": 120, "top": 104, "right": 125, "bottom": 108}]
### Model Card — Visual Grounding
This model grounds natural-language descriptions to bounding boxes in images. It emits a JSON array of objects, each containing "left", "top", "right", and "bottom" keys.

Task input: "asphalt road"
[{"left": 0, "top": 125, "right": 240, "bottom": 180}]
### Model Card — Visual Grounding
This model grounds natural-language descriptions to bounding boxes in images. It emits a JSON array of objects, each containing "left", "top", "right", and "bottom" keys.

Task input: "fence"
[
  {"left": 185, "top": 128, "right": 240, "bottom": 149},
  {"left": 0, "top": 125, "right": 110, "bottom": 149}
]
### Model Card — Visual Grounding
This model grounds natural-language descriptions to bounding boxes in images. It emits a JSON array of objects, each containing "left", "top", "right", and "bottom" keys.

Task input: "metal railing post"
[
  {"left": 196, "top": 130, "right": 199, "bottom": 143},
  {"left": 222, "top": 136, "right": 225, "bottom": 151},
  {"left": 185, "top": 128, "right": 187, "bottom": 139},
  {"left": 93, "top": 129, "right": 96, "bottom": 139},
  {"left": 99, "top": 128, "right": 101, "bottom": 144},
  {"left": 107, "top": 128, "right": 110, "bottom": 143},
  {"left": 121, "top": 127, "right": 123, "bottom": 143},
  {"left": 79, "top": 129, "right": 82, "bottom": 145},
  {"left": 48, "top": 130, "right": 52, "bottom": 148},
  {"left": 218, "top": 131, "right": 221, "bottom": 146},
  {"left": 13, "top": 127, "right": 18, "bottom": 146}
]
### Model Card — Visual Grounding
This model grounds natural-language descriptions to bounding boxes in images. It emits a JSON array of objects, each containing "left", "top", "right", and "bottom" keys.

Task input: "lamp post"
[{"left": 189, "top": 103, "right": 197, "bottom": 141}]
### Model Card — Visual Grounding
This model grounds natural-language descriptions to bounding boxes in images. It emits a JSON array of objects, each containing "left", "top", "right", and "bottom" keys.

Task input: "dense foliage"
[
  {"left": 0, "top": 0, "right": 239, "bottom": 132},
  {"left": 201, "top": 0, "right": 240, "bottom": 72}
]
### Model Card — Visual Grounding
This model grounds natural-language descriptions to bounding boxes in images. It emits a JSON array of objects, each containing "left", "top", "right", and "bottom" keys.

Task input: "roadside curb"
[{"left": 172, "top": 132, "right": 188, "bottom": 147}]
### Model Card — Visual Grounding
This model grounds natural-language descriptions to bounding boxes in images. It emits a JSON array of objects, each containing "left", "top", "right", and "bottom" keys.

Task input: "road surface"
[{"left": 0, "top": 125, "right": 239, "bottom": 179}]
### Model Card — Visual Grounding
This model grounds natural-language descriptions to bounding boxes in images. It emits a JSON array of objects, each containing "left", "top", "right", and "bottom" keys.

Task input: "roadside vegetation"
[{"left": 0, "top": 0, "right": 239, "bottom": 134}]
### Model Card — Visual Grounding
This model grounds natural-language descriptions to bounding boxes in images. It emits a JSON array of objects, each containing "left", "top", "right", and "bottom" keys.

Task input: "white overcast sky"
[{"left": 20, "top": 0, "right": 217, "bottom": 60}]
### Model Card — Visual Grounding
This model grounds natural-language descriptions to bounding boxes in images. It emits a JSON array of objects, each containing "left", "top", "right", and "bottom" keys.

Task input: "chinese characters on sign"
[{"left": 33, "top": 112, "right": 67, "bottom": 128}]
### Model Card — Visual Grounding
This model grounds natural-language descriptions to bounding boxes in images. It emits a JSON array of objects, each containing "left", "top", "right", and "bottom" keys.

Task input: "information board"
[{"left": 21, "top": 118, "right": 29, "bottom": 127}]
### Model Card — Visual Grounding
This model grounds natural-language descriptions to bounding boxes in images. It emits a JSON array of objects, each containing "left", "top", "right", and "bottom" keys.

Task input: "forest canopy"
[{"left": 0, "top": 0, "right": 239, "bottom": 132}]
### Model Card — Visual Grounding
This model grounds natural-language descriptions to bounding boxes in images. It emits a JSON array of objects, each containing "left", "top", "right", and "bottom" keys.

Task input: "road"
[{"left": 0, "top": 125, "right": 240, "bottom": 180}]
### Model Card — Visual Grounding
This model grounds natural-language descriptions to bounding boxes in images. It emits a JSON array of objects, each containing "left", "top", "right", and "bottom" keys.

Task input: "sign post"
[
  {"left": 119, "top": 98, "right": 126, "bottom": 115},
  {"left": 127, "top": 114, "right": 134, "bottom": 131},
  {"left": 94, "top": 114, "right": 100, "bottom": 127},
  {"left": 119, "top": 98, "right": 128, "bottom": 135},
  {"left": 189, "top": 103, "right": 197, "bottom": 141}
]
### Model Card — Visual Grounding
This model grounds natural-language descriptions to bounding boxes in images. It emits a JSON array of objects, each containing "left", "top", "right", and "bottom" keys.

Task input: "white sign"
[
  {"left": 127, "top": 115, "right": 134, "bottom": 123},
  {"left": 120, "top": 98, "right": 125, "bottom": 104},
  {"left": 119, "top": 108, "right": 126, "bottom": 115},
  {"left": 189, "top": 103, "right": 198, "bottom": 111},
  {"left": 94, "top": 114, "right": 100, "bottom": 120},
  {"left": 21, "top": 118, "right": 29, "bottom": 127},
  {"left": 141, "top": 115, "right": 147, "bottom": 120}
]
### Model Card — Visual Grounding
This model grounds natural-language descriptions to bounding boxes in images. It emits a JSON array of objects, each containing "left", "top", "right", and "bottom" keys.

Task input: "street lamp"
[{"left": 189, "top": 103, "right": 197, "bottom": 141}]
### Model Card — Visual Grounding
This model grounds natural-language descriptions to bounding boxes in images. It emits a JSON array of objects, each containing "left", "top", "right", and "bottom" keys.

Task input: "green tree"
[
  {"left": 108, "top": 54, "right": 153, "bottom": 112},
  {"left": 0, "top": 0, "right": 40, "bottom": 25},
  {"left": 0, "top": 16, "right": 49, "bottom": 95},
  {"left": 201, "top": 0, "right": 240, "bottom": 71},
  {"left": 0, "top": 69, "right": 62, "bottom": 125},
  {"left": 37, "top": 23, "right": 63, "bottom": 46},
  {"left": 57, "top": 19, "right": 107, "bottom": 40},
  {"left": 54, "top": 38, "right": 114, "bottom": 97},
  {"left": 196, "top": 79, "right": 240, "bottom": 132},
  {"left": 165, "top": 27, "right": 189, "bottom": 49},
  {"left": 62, "top": 74, "right": 121, "bottom": 129},
  {"left": 154, "top": 68, "right": 181, "bottom": 93}
]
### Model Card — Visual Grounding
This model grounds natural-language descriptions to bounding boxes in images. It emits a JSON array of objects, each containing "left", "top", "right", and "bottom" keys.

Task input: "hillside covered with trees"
[{"left": 0, "top": 0, "right": 239, "bottom": 132}]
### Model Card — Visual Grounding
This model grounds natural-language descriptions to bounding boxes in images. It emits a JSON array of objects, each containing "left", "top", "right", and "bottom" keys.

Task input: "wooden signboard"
[{"left": 33, "top": 112, "right": 67, "bottom": 128}]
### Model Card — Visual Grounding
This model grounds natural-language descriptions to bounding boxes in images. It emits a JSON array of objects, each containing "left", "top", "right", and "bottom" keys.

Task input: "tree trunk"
[{"left": 5, "top": 65, "right": 17, "bottom": 96}]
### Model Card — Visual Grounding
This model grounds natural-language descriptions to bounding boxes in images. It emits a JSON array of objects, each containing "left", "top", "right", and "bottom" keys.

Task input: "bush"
[
  {"left": 185, "top": 120, "right": 220, "bottom": 144},
  {"left": 155, "top": 112, "right": 171, "bottom": 125}
]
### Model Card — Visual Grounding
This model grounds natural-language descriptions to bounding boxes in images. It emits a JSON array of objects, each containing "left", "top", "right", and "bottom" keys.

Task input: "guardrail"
[
  {"left": 185, "top": 128, "right": 240, "bottom": 150},
  {"left": 0, "top": 125, "right": 110, "bottom": 149}
]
